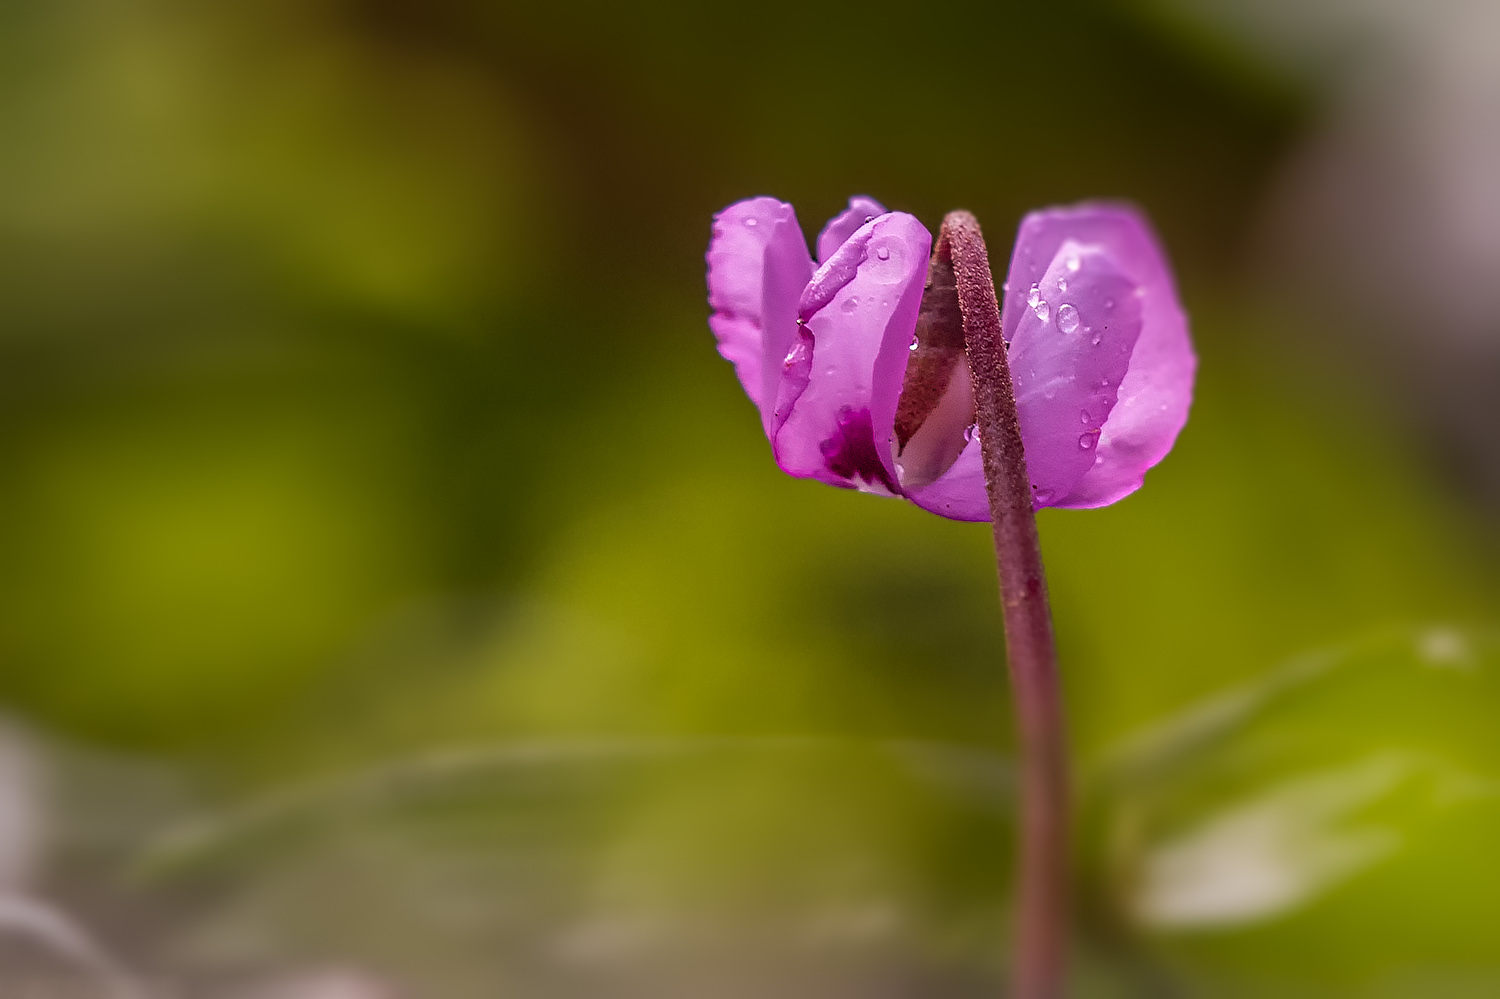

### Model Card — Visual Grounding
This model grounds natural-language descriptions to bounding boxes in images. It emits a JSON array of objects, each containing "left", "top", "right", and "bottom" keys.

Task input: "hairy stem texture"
[{"left": 937, "top": 210, "right": 1069, "bottom": 999}]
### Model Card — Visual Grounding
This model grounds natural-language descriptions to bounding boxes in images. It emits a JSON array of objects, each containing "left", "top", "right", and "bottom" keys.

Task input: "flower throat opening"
[{"left": 892, "top": 247, "right": 977, "bottom": 489}]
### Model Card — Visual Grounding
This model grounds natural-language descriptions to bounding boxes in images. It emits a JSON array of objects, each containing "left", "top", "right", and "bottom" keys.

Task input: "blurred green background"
[{"left": 1, "top": 1, "right": 1497, "bottom": 996}]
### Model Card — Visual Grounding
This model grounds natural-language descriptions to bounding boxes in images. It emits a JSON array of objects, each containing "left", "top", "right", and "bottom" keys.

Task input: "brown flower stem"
[{"left": 938, "top": 211, "right": 1068, "bottom": 999}]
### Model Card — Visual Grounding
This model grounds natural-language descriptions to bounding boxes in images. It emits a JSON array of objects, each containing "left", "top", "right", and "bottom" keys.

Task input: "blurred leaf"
[
  {"left": 131, "top": 738, "right": 1015, "bottom": 998},
  {"left": 1090, "top": 627, "right": 1500, "bottom": 997}
]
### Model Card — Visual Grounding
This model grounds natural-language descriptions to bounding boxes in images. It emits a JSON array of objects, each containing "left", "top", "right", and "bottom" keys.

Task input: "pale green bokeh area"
[
  {"left": 1089, "top": 630, "right": 1500, "bottom": 996},
  {"left": 1, "top": 0, "right": 1498, "bottom": 995}
]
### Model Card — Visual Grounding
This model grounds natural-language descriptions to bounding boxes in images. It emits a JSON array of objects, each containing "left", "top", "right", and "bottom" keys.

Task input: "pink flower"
[{"left": 706, "top": 196, "right": 1194, "bottom": 519}]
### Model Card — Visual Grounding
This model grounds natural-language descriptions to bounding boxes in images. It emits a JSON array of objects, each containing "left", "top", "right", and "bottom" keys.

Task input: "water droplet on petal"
[
  {"left": 1027, "top": 284, "right": 1041, "bottom": 308},
  {"left": 841, "top": 298, "right": 858, "bottom": 314},
  {"left": 909, "top": 337, "right": 919, "bottom": 351},
  {"left": 1065, "top": 254, "right": 1081, "bottom": 273},
  {"left": 1057, "top": 304, "right": 1080, "bottom": 333},
  {"left": 744, "top": 217, "right": 758, "bottom": 227},
  {"left": 1033, "top": 300, "right": 1050, "bottom": 323},
  {"left": 1058, "top": 278, "right": 1068, "bottom": 292},
  {"left": 1080, "top": 409, "right": 1090, "bottom": 424},
  {"left": 864, "top": 215, "right": 876, "bottom": 223},
  {"left": 963, "top": 423, "right": 979, "bottom": 443},
  {"left": 876, "top": 246, "right": 891, "bottom": 261},
  {"left": 1091, "top": 334, "right": 1101, "bottom": 346},
  {"left": 1079, "top": 433, "right": 1096, "bottom": 450}
]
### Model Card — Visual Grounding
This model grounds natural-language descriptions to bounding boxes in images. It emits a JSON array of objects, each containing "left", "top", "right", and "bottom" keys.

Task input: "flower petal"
[
  {"left": 706, "top": 197, "right": 816, "bottom": 435},
  {"left": 773, "top": 212, "right": 931, "bottom": 492},
  {"left": 1007, "top": 240, "right": 1144, "bottom": 507},
  {"left": 1002, "top": 204, "right": 1195, "bottom": 509},
  {"left": 905, "top": 435, "right": 991, "bottom": 521},
  {"left": 816, "top": 195, "right": 887, "bottom": 264}
]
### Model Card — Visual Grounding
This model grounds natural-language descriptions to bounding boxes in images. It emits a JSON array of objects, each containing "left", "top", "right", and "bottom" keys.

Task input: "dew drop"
[
  {"left": 1091, "top": 334, "right": 1101, "bottom": 346},
  {"left": 744, "top": 217, "right": 758, "bottom": 227},
  {"left": 1058, "top": 278, "right": 1068, "bottom": 292},
  {"left": 1080, "top": 409, "right": 1090, "bottom": 424},
  {"left": 1033, "top": 300, "right": 1050, "bottom": 323},
  {"left": 1027, "top": 284, "right": 1041, "bottom": 309},
  {"left": 864, "top": 215, "right": 876, "bottom": 223},
  {"left": 1079, "top": 433, "right": 1096, "bottom": 450},
  {"left": 963, "top": 423, "right": 979, "bottom": 443},
  {"left": 909, "top": 337, "right": 919, "bottom": 351},
  {"left": 1057, "top": 304, "right": 1080, "bottom": 333},
  {"left": 876, "top": 246, "right": 891, "bottom": 261},
  {"left": 841, "top": 298, "right": 858, "bottom": 314},
  {"left": 1065, "top": 254, "right": 1081, "bottom": 273}
]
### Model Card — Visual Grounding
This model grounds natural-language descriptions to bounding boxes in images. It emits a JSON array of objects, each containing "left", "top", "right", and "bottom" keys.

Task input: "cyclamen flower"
[{"left": 706, "top": 196, "right": 1194, "bottom": 519}]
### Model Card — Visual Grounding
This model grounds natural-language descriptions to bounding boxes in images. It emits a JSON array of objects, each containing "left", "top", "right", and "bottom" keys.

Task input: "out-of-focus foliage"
[
  {"left": 0, "top": 0, "right": 1496, "bottom": 995},
  {"left": 1092, "top": 629, "right": 1500, "bottom": 996}
]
